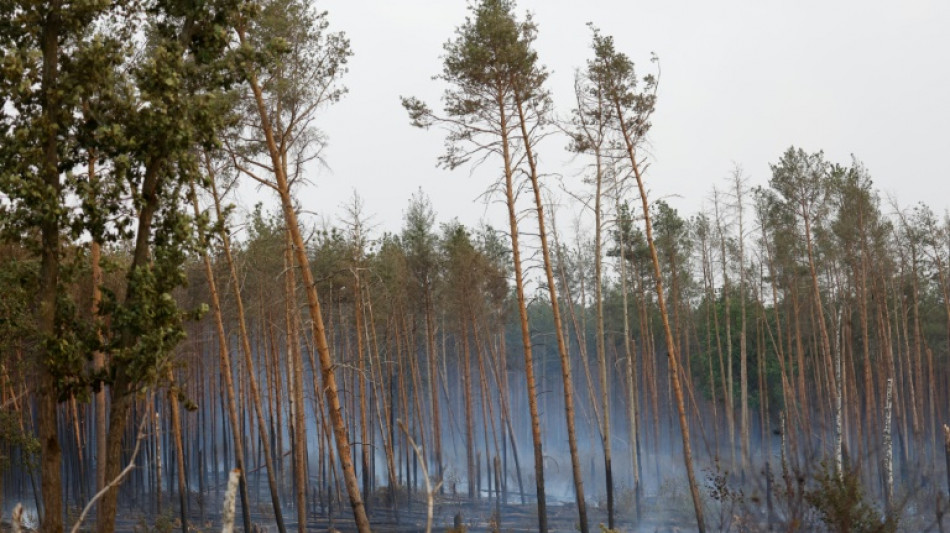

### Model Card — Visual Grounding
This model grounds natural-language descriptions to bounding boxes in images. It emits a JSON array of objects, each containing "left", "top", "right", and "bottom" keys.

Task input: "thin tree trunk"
[
  {"left": 699, "top": 219, "right": 721, "bottom": 456},
  {"left": 285, "top": 235, "right": 309, "bottom": 531},
  {"left": 186, "top": 188, "right": 253, "bottom": 533},
  {"left": 484, "top": 317, "right": 527, "bottom": 505},
  {"left": 87, "top": 148, "right": 108, "bottom": 500},
  {"left": 883, "top": 378, "right": 894, "bottom": 510},
  {"left": 714, "top": 192, "right": 737, "bottom": 472},
  {"left": 424, "top": 286, "right": 443, "bottom": 487},
  {"left": 349, "top": 263, "right": 371, "bottom": 508},
  {"left": 496, "top": 96, "right": 548, "bottom": 533},
  {"left": 204, "top": 173, "right": 290, "bottom": 533},
  {"left": 834, "top": 307, "right": 844, "bottom": 477},
  {"left": 364, "top": 290, "right": 399, "bottom": 510},
  {"left": 908, "top": 242, "right": 928, "bottom": 466},
  {"left": 802, "top": 207, "right": 841, "bottom": 474},
  {"left": 153, "top": 394, "right": 164, "bottom": 515},
  {"left": 472, "top": 314, "right": 502, "bottom": 496},
  {"left": 166, "top": 368, "right": 189, "bottom": 533},
  {"left": 733, "top": 173, "right": 750, "bottom": 476},
  {"left": 614, "top": 96, "right": 706, "bottom": 532},
  {"left": 514, "top": 94, "right": 589, "bottom": 533},
  {"left": 459, "top": 318, "right": 476, "bottom": 499},
  {"left": 237, "top": 27, "right": 370, "bottom": 529},
  {"left": 38, "top": 4, "right": 64, "bottom": 530},
  {"left": 943, "top": 424, "right": 950, "bottom": 504},
  {"left": 592, "top": 153, "right": 615, "bottom": 528},
  {"left": 69, "top": 395, "right": 87, "bottom": 506},
  {"left": 615, "top": 191, "right": 641, "bottom": 515}
]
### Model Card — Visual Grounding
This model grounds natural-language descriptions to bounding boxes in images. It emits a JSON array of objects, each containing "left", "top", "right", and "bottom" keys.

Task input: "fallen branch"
[
  {"left": 69, "top": 397, "right": 151, "bottom": 533},
  {"left": 0, "top": 388, "right": 29, "bottom": 410},
  {"left": 399, "top": 419, "right": 443, "bottom": 533}
]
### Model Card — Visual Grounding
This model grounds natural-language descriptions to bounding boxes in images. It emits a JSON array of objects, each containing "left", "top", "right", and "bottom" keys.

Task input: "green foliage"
[
  {"left": 369, "top": 232, "right": 410, "bottom": 317},
  {"left": 0, "top": 0, "right": 250, "bottom": 400},
  {"left": 440, "top": 221, "right": 481, "bottom": 321},
  {"left": 442, "top": 0, "right": 539, "bottom": 89},
  {"left": 403, "top": 189, "right": 440, "bottom": 308},
  {"left": 0, "top": 250, "right": 36, "bottom": 353},
  {"left": 243, "top": 0, "right": 350, "bottom": 107},
  {"left": 402, "top": 0, "right": 549, "bottom": 170},
  {"left": 805, "top": 462, "right": 897, "bottom": 533},
  {"left": 475, "top": 223, "right": 511, "bottom": 313},
  {"left": 132, "top": 510, "right": 176, "bottom": 533},
  {"left": 230, "top": 0, "right": 351, "bottom": 174},
  {"left": 691, "top": 290, "right": 784, "bottom": 412},
  {"left": 0, "top": 410, "right": 39, "bottom": 474},
  {"left": 309, "top": 226, "right": 351, "bottom": 296},
  {"left": 584, "top": 26, "right": 657, "bottom": 145},
  {"left": 652, "top": 200, "right": 696, "bottom": 303},
  {"left": 607, "top": 201, "right": 651, "bottom": 278}
]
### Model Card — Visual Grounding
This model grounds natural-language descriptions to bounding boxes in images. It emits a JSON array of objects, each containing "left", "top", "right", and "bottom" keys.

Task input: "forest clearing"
[{"left": 2, "top": 0, "right": 950, "bottom": 532}]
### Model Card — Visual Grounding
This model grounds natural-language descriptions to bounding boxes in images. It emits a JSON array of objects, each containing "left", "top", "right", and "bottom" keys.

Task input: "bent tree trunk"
[
  {"left": 205, "top": 174, "right": 289, "bottom": 533},
  {"left": 240, "top": 45, "right": 371, "bottom": 532},
  {"left": 166, "top": 368, "right": 189, "bottom": 533},
  {"left": 187, "top": 184, "right": 254, "bottom": 533},
  {"left": 615, "top": 97, "right": 706, "bottom": 532},
  {"left": 514, "top": 93, "right": 589, "bottom": 533},
  {"left": 98, "top": 157, "right": 170, "bottom": 533},
  {"left": 498, "top": 100, "right": 548, "bottom": 533}
]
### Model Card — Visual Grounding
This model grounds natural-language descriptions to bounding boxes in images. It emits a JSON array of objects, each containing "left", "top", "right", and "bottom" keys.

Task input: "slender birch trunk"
[
  {"left": 87, "top": 150, "right": 108, "bottom": 498},
  {"left": 883, "top": 378, "right": 894, "bottom": 510}
]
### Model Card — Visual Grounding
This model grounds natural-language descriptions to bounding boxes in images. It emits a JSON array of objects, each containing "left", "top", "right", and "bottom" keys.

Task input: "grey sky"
[{"left": 273, "top": 1, "right": 950, "bottom": 235}]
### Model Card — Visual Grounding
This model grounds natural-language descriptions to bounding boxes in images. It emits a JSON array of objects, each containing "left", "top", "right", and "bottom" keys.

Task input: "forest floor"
[
  {"left": 0, "top": 493, "right": 693, "bottom": 532},
  {"left": 0, "top": 487, "right": 777, "bottom": 533},
  {"left": 101, "top": 494, "right": 696, "bottom": 533},
  {"left": 1, "top": 486, "right": 695, "bottom": 532},
  {"left": 6, "top": 485, "right": 944, "bottom": 532}
]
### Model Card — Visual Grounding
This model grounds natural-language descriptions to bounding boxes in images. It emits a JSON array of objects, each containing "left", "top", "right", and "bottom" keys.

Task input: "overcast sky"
[{"left": 256, "top": 1, "right": 950, "bottom": 236}]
